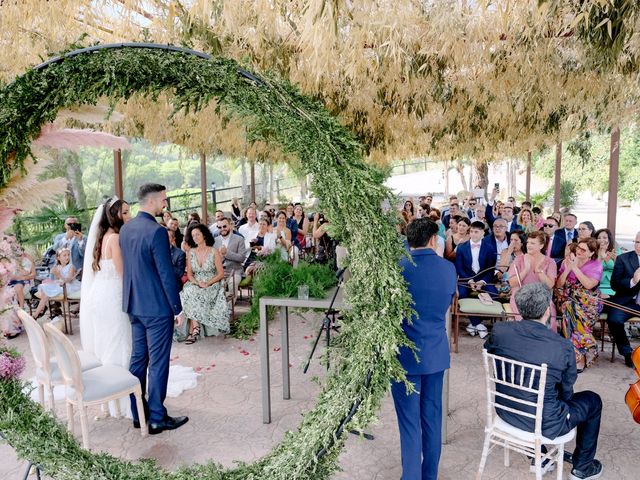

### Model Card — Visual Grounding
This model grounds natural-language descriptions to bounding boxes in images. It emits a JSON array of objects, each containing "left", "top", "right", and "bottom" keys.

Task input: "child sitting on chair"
[{"left": 33, "top": 248, "right": 81, "bottom": 319}]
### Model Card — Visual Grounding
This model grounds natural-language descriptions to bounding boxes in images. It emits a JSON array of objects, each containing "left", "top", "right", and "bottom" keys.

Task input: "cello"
[{"left": 625, "top": 346, "right": 640, "bottom": 423}]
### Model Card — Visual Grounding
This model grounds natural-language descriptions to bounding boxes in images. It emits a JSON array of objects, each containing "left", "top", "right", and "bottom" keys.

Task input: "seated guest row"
[{"left": 403, "top": 193, "right": 638, "bottom": 371}]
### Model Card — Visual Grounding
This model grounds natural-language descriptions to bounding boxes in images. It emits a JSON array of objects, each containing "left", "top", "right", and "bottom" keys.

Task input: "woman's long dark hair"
[
  {"left": 185, "top": 223, "right": 214, "bottom": 248},
  {"left": 92, "top": 198, "right": 127, "bottom": 272},
  {"left": 594, "top": 228, "right": 615, "bottom": 253}
]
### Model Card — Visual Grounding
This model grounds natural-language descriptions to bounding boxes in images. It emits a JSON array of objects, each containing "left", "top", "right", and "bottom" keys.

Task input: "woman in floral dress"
[
  {"left": 178, "top": 224, "right": 229, "bottom": 344},
  {"left": 555, "top": 238, "right": 603, "bottom": 371}
]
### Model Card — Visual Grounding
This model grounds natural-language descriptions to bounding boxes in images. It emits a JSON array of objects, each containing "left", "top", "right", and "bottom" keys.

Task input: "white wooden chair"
[
  {"left": 43, "top": 323, "right": 147, "bottom": 449},
  {"left": 17, "top": 309, "right": 101, "bottom": 411},
  {"left": 477, "top": 350, "right": 576, "bottom": 480}
]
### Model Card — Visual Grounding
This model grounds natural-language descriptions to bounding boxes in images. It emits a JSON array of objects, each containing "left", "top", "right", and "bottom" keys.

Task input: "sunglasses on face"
[
  {"left": 219, "top": 225, "right": 229, "bottom": 229},
  {"left": 543, "top": 223, "right": 555, "bottom": 228}
]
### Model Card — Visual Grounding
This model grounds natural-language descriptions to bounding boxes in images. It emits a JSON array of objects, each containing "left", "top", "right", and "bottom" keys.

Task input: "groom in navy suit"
[
  {"left": 120, "top": 183, "right": 188, "bottom": 434},
  {"left": 393, "top": 218, "right": 457, "bottom": 480}
]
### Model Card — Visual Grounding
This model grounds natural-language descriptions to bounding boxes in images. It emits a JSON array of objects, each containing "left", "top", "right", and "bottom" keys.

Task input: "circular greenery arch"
[{"left": 0, "top": 44, "right": 412, "bottom": 479}]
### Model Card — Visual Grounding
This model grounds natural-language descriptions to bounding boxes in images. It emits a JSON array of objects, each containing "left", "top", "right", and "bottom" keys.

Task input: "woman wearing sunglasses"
[{"left": 555, "top": 238, "right": 603, "bottom": 372}]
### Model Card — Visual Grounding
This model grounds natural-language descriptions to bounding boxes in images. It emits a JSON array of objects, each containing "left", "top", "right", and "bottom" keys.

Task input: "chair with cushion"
[
  {"left": 451, "top": 295, "right": 507, "bottom": 353},
  {"left": 476, "top": 350, "right": 576, "bottom": 480},
  {"left": 17, "top": 309, "right": 101, "bottom": 411},
  {"left": 44, "top": 323, "right": 147, "bottom": 449}
]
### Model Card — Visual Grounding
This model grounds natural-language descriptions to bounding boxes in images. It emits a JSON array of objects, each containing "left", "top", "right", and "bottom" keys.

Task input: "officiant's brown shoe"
[{"left": 148, "top": 415, "right": 189, "bottom": 435}]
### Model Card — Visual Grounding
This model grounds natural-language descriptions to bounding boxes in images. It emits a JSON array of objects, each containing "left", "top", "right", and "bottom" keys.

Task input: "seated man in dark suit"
[
  {"left": 456, "top": 221, "right": 496, "bottom": 338},
  {"left": 608, "top": 230, "right": 640, "bottom": 367},
  {"left": 167, "top": 229, "right": 186, "bottom": 291},
  {"left": 484, "top": 283, "right": 603, "bottom": 480},
  {"left": 550, "top": 213, "right": 578, "bottom": 264},
  {"left": 393, "top": 218, "right": 457, "bottom": 480}
]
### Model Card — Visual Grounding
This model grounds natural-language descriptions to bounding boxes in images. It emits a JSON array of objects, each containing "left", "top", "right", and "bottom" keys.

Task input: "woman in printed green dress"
[{"left": 178, "top": 224, "right": 229, "bottom": 344}]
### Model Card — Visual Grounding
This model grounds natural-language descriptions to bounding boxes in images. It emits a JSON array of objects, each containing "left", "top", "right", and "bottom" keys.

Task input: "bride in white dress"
[
  {"left": 80, "top": 197, "right": 132, "bottom": 416},
  {"left": 80, "top": 197, "right": 199, "bottom": 418}
]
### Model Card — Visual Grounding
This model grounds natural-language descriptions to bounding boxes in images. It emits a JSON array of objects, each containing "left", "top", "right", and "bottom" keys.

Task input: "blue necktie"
[{"left": 567, "top": 231, "right": 573, "bottom": 241}]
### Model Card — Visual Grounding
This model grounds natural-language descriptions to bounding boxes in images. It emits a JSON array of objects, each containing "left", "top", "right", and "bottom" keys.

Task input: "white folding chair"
[
  {"left": 17, "top": 309, "right": 101, "bottom": 411},
  {"left": 43, "top": 323, "right": 147, "bottom": 449},
  {"left": 477, "top": 350, "right": 576, "bottom": 480}
]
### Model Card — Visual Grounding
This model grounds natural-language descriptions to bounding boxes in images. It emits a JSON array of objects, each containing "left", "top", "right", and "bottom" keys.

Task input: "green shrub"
[{"left": 232, "top": 254, "right": 337, "bottom": 338}]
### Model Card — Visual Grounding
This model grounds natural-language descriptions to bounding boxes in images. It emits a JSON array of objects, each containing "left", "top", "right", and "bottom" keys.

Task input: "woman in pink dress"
[
  {"left": 555, "top": 237, "right": 603, "bottom": 371},
  {"left": 508, "top": 231, "right": 558, "bottom": 328}
]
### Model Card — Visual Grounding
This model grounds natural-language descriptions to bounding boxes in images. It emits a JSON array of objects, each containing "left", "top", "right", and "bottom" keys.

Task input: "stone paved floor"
[{"left": 1, "top": 308, "right": 639, "bottom": 479}]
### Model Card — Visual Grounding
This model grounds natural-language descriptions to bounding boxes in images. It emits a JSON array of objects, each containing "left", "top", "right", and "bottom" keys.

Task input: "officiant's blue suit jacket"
[
  {"left": 120, "top": 212, "right": 182, "bottom": 317},
  {"left": 398, "top": 248, "right": 457, "bottom": 375}
]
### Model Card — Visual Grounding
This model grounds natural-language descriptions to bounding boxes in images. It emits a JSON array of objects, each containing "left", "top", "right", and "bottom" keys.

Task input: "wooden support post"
[
  {"left": 444, "top": 159, "right": 449, "bottom": 197},
  {"left": 113, "top": 149, "right": 124, "bottom": 199},
  {"left": 525, "top": 151, "right": 532, "bottom": 201},
  {"left": 250, "top": 161, "right": 256, "bottom": 203},
  {"left": 607, "top": 128, "right": 620, "bottom": 238},
  {"left": 200, "top": 153, "right": 208, "bottom": 225},
  {"left": 554, "top": 143, "right": 562, "bottom": 212}
]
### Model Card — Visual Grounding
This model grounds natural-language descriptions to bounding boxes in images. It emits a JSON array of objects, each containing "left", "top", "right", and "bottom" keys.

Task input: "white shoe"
[
  {"left": 476, "top": 324, "right": 488, "bottom": 339},
  {"left": 466, "top": 325, "right": 477, "bottom": 336}
]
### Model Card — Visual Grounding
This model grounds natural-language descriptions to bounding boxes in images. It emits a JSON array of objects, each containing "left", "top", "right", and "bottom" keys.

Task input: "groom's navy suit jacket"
[{"left": 120, "top": 212, "right": 182, "bottom": 317}]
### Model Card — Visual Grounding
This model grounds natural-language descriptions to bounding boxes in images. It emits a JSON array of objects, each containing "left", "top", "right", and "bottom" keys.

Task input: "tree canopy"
[{"left": 2, "top": 1, "right": 640, "bottom": 166}]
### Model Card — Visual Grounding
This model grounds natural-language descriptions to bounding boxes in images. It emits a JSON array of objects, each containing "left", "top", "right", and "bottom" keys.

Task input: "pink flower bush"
[{"left": 0, "top": 346, "right": 25, "bottom": 380}]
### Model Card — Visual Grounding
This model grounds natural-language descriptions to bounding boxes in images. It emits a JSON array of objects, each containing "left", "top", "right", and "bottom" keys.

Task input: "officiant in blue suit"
[
  {"left": 392, "top": 218, "right": 457, "bottom": 480},
  {"left": 120, "top": 183, "right": 188, "bottom": 435}
]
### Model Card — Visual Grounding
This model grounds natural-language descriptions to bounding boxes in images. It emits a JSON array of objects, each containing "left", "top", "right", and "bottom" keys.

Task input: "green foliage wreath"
[{"left": 0, "top": 44, "right": 412, "bottom": 479}]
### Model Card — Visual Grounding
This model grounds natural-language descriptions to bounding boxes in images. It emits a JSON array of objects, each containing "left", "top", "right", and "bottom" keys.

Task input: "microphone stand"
[
  {"left": 303, "top": 268, "right": 345, "bottom": 373},
  {"left": 301, "top": 269, "right": 375, "bottom": 441}
]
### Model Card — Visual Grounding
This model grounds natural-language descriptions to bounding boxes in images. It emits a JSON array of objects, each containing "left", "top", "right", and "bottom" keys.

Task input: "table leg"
[
  {"left": 442, "top": 308, "right": 451, "bottom": 444},
  {"left": 260, "top": 299, "right": 271, "bottom": 424},
  {"left": 281, "top": 307, "right": 290, "bottom": 400}
]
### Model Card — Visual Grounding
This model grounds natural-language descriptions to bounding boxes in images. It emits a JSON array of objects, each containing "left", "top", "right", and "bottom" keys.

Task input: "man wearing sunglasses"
[
  {"left": 542, "top": 216, "right": 560, "bottom": 257},
  {"left": 213, "top": 217, "right": 248, "bottom": 297}
]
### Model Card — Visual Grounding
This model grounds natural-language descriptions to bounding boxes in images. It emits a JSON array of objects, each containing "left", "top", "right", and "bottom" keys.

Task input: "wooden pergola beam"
[
  {"left": 525, "top": 151, "right": 532, "bottom": 201},
  {"left": 113, "top": 149, "right": 124, "bottom": 199},
  {"left": 200, "top": 152, "right": 208, "bottom": 225},
  {"left": 553, "top": 143, "right": 562, "bottom": 212},
  {"left": 607, "top": 128, "right": 620, "bottom": 238}
]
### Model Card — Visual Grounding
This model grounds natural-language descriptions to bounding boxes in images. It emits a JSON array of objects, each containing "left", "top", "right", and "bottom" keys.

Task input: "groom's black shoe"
[{"left": 148, "top": 415, "right": 189, "bottom": 435}]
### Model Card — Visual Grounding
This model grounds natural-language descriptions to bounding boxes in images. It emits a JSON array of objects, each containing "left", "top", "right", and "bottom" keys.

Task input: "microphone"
[{"left": 335, "top": 267, "right": 347, "bottom": 279}]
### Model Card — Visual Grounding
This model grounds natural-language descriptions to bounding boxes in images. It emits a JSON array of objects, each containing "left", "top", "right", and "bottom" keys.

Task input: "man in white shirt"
[
  {"left": 208, "top": 210, "right": 226, "bottom": 237},
  {"left": 238, "top": 207, "right": 260, "bottom": 248}
]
